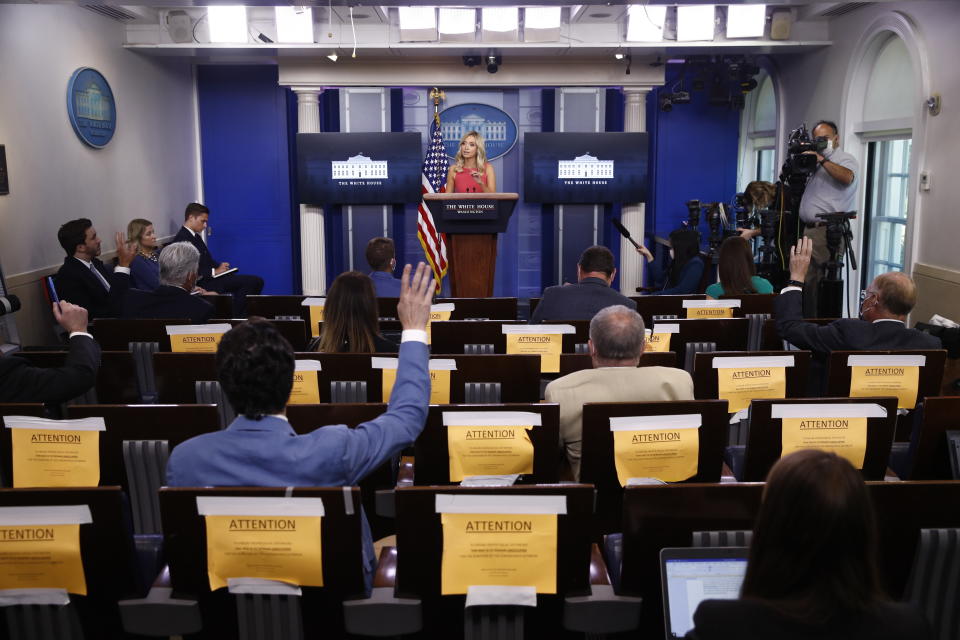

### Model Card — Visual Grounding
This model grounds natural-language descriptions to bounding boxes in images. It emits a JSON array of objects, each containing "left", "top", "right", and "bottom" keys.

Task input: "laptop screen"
[{"left": 663, "top": 555, "right": 748, "bottom": 638}]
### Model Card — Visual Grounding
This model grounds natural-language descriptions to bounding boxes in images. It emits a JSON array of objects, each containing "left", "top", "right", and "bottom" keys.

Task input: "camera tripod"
[{"left": 816, "top": 213, "right": 858, "bottom": 318}]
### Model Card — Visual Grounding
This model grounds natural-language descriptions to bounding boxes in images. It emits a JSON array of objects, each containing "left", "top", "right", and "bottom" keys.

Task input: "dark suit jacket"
[
  {"left": 172, "top": 227, "right": 218, "bottom": 283},
  {"left": 55, "top": 256, "right": 130, "bottom": 319},
  {"left": 774, "top": 289, "right": 942, "bottom": 353},
  {"left": 686, "top": 599, "right": 932, "bottom": 640},
  {"left": 530, "top": 277, "right": 637, "bottom": 323},
  {"left": 0, "top": 335, "right": 101, "bottom": 403},
  {"left": 122, "top": 285, "right": 214, "bottom": 324}
]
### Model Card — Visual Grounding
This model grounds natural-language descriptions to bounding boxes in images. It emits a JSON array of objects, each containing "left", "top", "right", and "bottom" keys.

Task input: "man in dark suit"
[
  {"left": 54, "top": 218, "right": 136, "bottom": 319},
  {"left": 530, "top": 245, "right": 637, "bottom": 323},
  {"left": 123, "top": 242, "right": 214, "bottom": 323},
  {"left": 0, "top": 301, "right": 100, "bottom": 403},
  {"left": 775, "top": 236, "right": 941, "bottom": 353},
  {"left": 172, "top": 203, "right": 263, "bottom": 316}
]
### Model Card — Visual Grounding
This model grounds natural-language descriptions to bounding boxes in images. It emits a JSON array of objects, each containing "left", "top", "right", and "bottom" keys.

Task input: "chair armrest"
[
  {"left": 118, "top": 565, "right": 203, "bottom": 636},
  {"left": 563, "top": 544, "right": 642, "bottom": 634},
  {"left": 343, "top": 547, "right": 422, "bottom": 636}
]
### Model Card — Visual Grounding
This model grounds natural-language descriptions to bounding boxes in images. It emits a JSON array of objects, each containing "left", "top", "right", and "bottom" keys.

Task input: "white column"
[
  {"left": 295, "top": 88, "right": 326, "bottom": 295},
  {"left": 618, "top": 87, "right": 650, "bottom": 295}
]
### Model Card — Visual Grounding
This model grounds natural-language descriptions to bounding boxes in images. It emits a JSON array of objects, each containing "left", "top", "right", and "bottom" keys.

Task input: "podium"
[{"left": 424, "top": 192, "right": 518, "bottom": 297}]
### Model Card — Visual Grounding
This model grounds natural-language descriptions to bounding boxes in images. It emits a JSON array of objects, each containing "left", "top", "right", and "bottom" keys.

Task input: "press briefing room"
[{"left": 1, "top": 0, "right": 959, "bottom": 638}]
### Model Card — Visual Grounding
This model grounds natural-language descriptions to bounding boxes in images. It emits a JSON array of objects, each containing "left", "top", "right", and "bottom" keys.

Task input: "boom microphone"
[{"left": 611, "top": 218, "right": 641, "bottom": 250}]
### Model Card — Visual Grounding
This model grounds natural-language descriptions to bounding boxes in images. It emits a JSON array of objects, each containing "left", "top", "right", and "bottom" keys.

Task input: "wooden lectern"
[{"left": 424, "top": 192, "right": 518, "bottom": 297}]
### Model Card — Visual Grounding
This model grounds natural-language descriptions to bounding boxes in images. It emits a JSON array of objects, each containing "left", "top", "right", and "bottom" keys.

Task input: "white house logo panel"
[
  {"left": 331, "top": 154, "right": 389, "bottom": 186},
  {"left": 557, "top": 153, "right": 615, "bottom": 185}
]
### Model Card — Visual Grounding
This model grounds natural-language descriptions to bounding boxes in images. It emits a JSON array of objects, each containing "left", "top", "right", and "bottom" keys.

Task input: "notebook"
[{"left": 660, "top": 546, "right": 749, "bottom": 639}]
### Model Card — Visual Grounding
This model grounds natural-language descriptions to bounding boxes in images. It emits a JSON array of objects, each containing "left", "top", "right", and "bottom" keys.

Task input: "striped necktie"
[{"left": 89, "top": 262, "right": 111, "bottom": 292}]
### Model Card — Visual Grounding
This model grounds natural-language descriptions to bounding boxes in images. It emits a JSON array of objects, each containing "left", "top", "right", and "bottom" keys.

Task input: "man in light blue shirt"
[
  {"left": 365, "top": 237, "right": 402, "bottom": 298},
  {"left": 166, "top": 262, "right": 436, "bottom": 591},
  {"left": 797, "top": 120, "right": 859, "bottom": 317}
]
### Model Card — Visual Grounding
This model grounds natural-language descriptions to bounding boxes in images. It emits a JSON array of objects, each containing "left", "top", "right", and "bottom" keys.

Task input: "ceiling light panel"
[
  {"left": 626, "top": 5, "right": 666, "bottom": 42},
  {"left": 677, "top": 4, "right": 716, "bottom": 42},
  {"left": 275, "top": 6, "right": 313, "bottom": 44},
  {"left": 524, "top": 6, "right": 561, "bottom": 42},
  {"left": 525, "top": 6, "right": 561, "bottom": 30},
  {"left": 727, "top": 4, "right": 766, "bottom": 39},
  {"left": 482, "top": 7, "right": 518, "bottom": 33},
  {"left": 438, "top": 8, "right": 475, "bottom": 35},
  {"left": 208, "top": 6, "right": 248, "bottom": 43},
  {"left": 398, "top": 6, "right": 437, "bottom": 42}
]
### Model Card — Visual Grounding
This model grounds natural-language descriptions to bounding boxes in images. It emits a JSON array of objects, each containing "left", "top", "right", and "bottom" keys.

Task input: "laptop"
[{"left": 660, "top": 546, "right": 749, "bottom": 639}]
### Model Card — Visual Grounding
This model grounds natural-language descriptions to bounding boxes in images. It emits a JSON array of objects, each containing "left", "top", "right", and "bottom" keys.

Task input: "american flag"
[{"left": 417, "top": 112, "right": 449, "bottom": 293}]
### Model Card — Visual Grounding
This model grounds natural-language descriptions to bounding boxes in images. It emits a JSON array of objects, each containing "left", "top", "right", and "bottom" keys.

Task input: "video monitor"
[
  {"left": 523, "top": 132, "right": 648, "bottom": 204},
  {"left": 297, "top": 132, "right": 422, "bottom": 205}
]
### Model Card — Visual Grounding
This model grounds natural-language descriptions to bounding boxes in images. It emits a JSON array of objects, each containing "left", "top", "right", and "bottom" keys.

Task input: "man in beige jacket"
[{"left": 545, "top": 304, "right": 694, "bottom": 480}]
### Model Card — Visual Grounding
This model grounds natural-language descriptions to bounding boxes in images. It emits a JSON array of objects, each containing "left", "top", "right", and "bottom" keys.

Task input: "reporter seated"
[
  {"left": 635, "top": 228, "right": 705, "bottom": 295},
  {"left": 706, "top": 235, "right": 773, "bottom": 299},
  {"left": 315, "top": 271, "right": 399, "bottom": 353},
  {"left": 685, "top": 449, "right": 932, "bottom": 640},
  {"left": 122, "top": 242, "right": 214, "bottom": 323},
  {"left": 0, "top": 301, "right": 100, "bottom": 403},
  {"left": 166, "top": 263, "right": 436, "bottom": 592}
]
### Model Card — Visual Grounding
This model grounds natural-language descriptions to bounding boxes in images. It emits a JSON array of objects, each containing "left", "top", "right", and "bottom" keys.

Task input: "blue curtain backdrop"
[
  {"left": 645, "top": 63, "right": 742, "bottom": 246},
  {"left": 196, "top": 65, "right": 296, "bottom": 294}
]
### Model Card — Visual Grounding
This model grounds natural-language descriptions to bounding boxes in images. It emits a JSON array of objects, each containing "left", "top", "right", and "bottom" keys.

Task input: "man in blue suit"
[
  {"left": 122, "top": 242, "right": 214, "bottom": 323},
  {"left": 365, "top": 237, "right": 402, "bottom": 298},
  {"left": 166, "top": 262, "right": 436, "bottom": 590}
]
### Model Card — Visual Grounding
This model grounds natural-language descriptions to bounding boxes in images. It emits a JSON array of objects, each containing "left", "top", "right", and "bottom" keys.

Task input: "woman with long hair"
[
  {"left": 636, "top": 227, "right": 705, "bottom": 295},
  {"left": 127, "top": 218, "right": 160, "bottom": 290},
  {"left": 445, "top": 130, "right": 497, "bottom": 194},
  {"left": 316, "top": 271, "right": 399, "bottom": 353},
  {"left": 706, "top": 235, "right": 773, "bottom": 298},
  {"left": 686, "top": 450, "right": 931, "bottom": 639}
]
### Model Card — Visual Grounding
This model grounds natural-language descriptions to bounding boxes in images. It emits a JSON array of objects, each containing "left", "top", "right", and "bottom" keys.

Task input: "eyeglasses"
[{"left": 859, "top": 289, "right": 878, "bottom": 303}]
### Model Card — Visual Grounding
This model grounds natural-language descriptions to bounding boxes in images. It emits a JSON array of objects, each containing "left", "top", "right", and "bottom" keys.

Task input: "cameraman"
[{"left": 798, "top": 120, "right": 858, "bottom": 317}]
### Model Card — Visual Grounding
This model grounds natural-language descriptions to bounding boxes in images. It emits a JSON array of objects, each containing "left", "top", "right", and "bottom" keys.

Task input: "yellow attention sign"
[
  {"left": 781, "top": 416, "right": 868, "bottom": 468},
  {"left": 506, "top": 333, "right": 562, "bottom": 373},
  {"left": 644, "top": 332, "right": 672, "bottom": 353},
  {"left": 717, "top": 366, "right": 787, "bottom": 413},
  {"left": 203, "top": 514, "right": 324, "bottom": 591},
  {"left": 11, "top": 429, "right": 101, "bottom": 488},
  {"left": 169, "top": 332, "right": 224, "bottom": 353},
  {"left": 289, "top": 370, "right": 320, "bottom": 405},
  {"left": 440, "top": 512, "right": 557, "bottom": 594},
  {"left": 446, "top": 425, "right": 535, "bottom": 481},
  {"left": 426, "top": 309, "right": 453, "bottom": 344},
  {"left": 381, "top": 368, "right": 451, "bottom": 404},
  {"left": 849, "top": 366, "right": 920, "bottom": 409},
  {"left": 0, "top": 524, "right": 87, "bottom": 594},
  {"left": 612, "top": 427, "right": 699, "bottom": 484},
  {"left": 687, "top": 306, "right": 734, "bottom": 319},
  {"left": 308, "top": 305, "right": 324, "bottom": 338}
]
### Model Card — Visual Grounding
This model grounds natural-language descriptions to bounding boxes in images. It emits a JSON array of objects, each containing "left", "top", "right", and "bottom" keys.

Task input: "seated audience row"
[{"left": 54, "top": 203, "right": 263, "bottom": 322}]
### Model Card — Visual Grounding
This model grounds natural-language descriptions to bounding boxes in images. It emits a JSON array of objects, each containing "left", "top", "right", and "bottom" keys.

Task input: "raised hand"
[
  {"left": 789, "top": 236, "right": 814, "bottom": 282},
  {"left": 115, "top": 231, "right": 137, "bottom": 268},
  {"left": 396, "top": 262, "right": 436, "bottom": 332}
]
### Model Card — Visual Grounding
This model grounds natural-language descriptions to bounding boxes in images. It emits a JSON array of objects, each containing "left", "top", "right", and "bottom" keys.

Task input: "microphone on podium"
[{"left": 611, "top": 218, "right": 642, "bottom": 250}]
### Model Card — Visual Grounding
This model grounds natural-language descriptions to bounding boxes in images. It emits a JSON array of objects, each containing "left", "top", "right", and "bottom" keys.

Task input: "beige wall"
[{"left": 0, "top": 5, "right": 198, "bottom": 345}]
